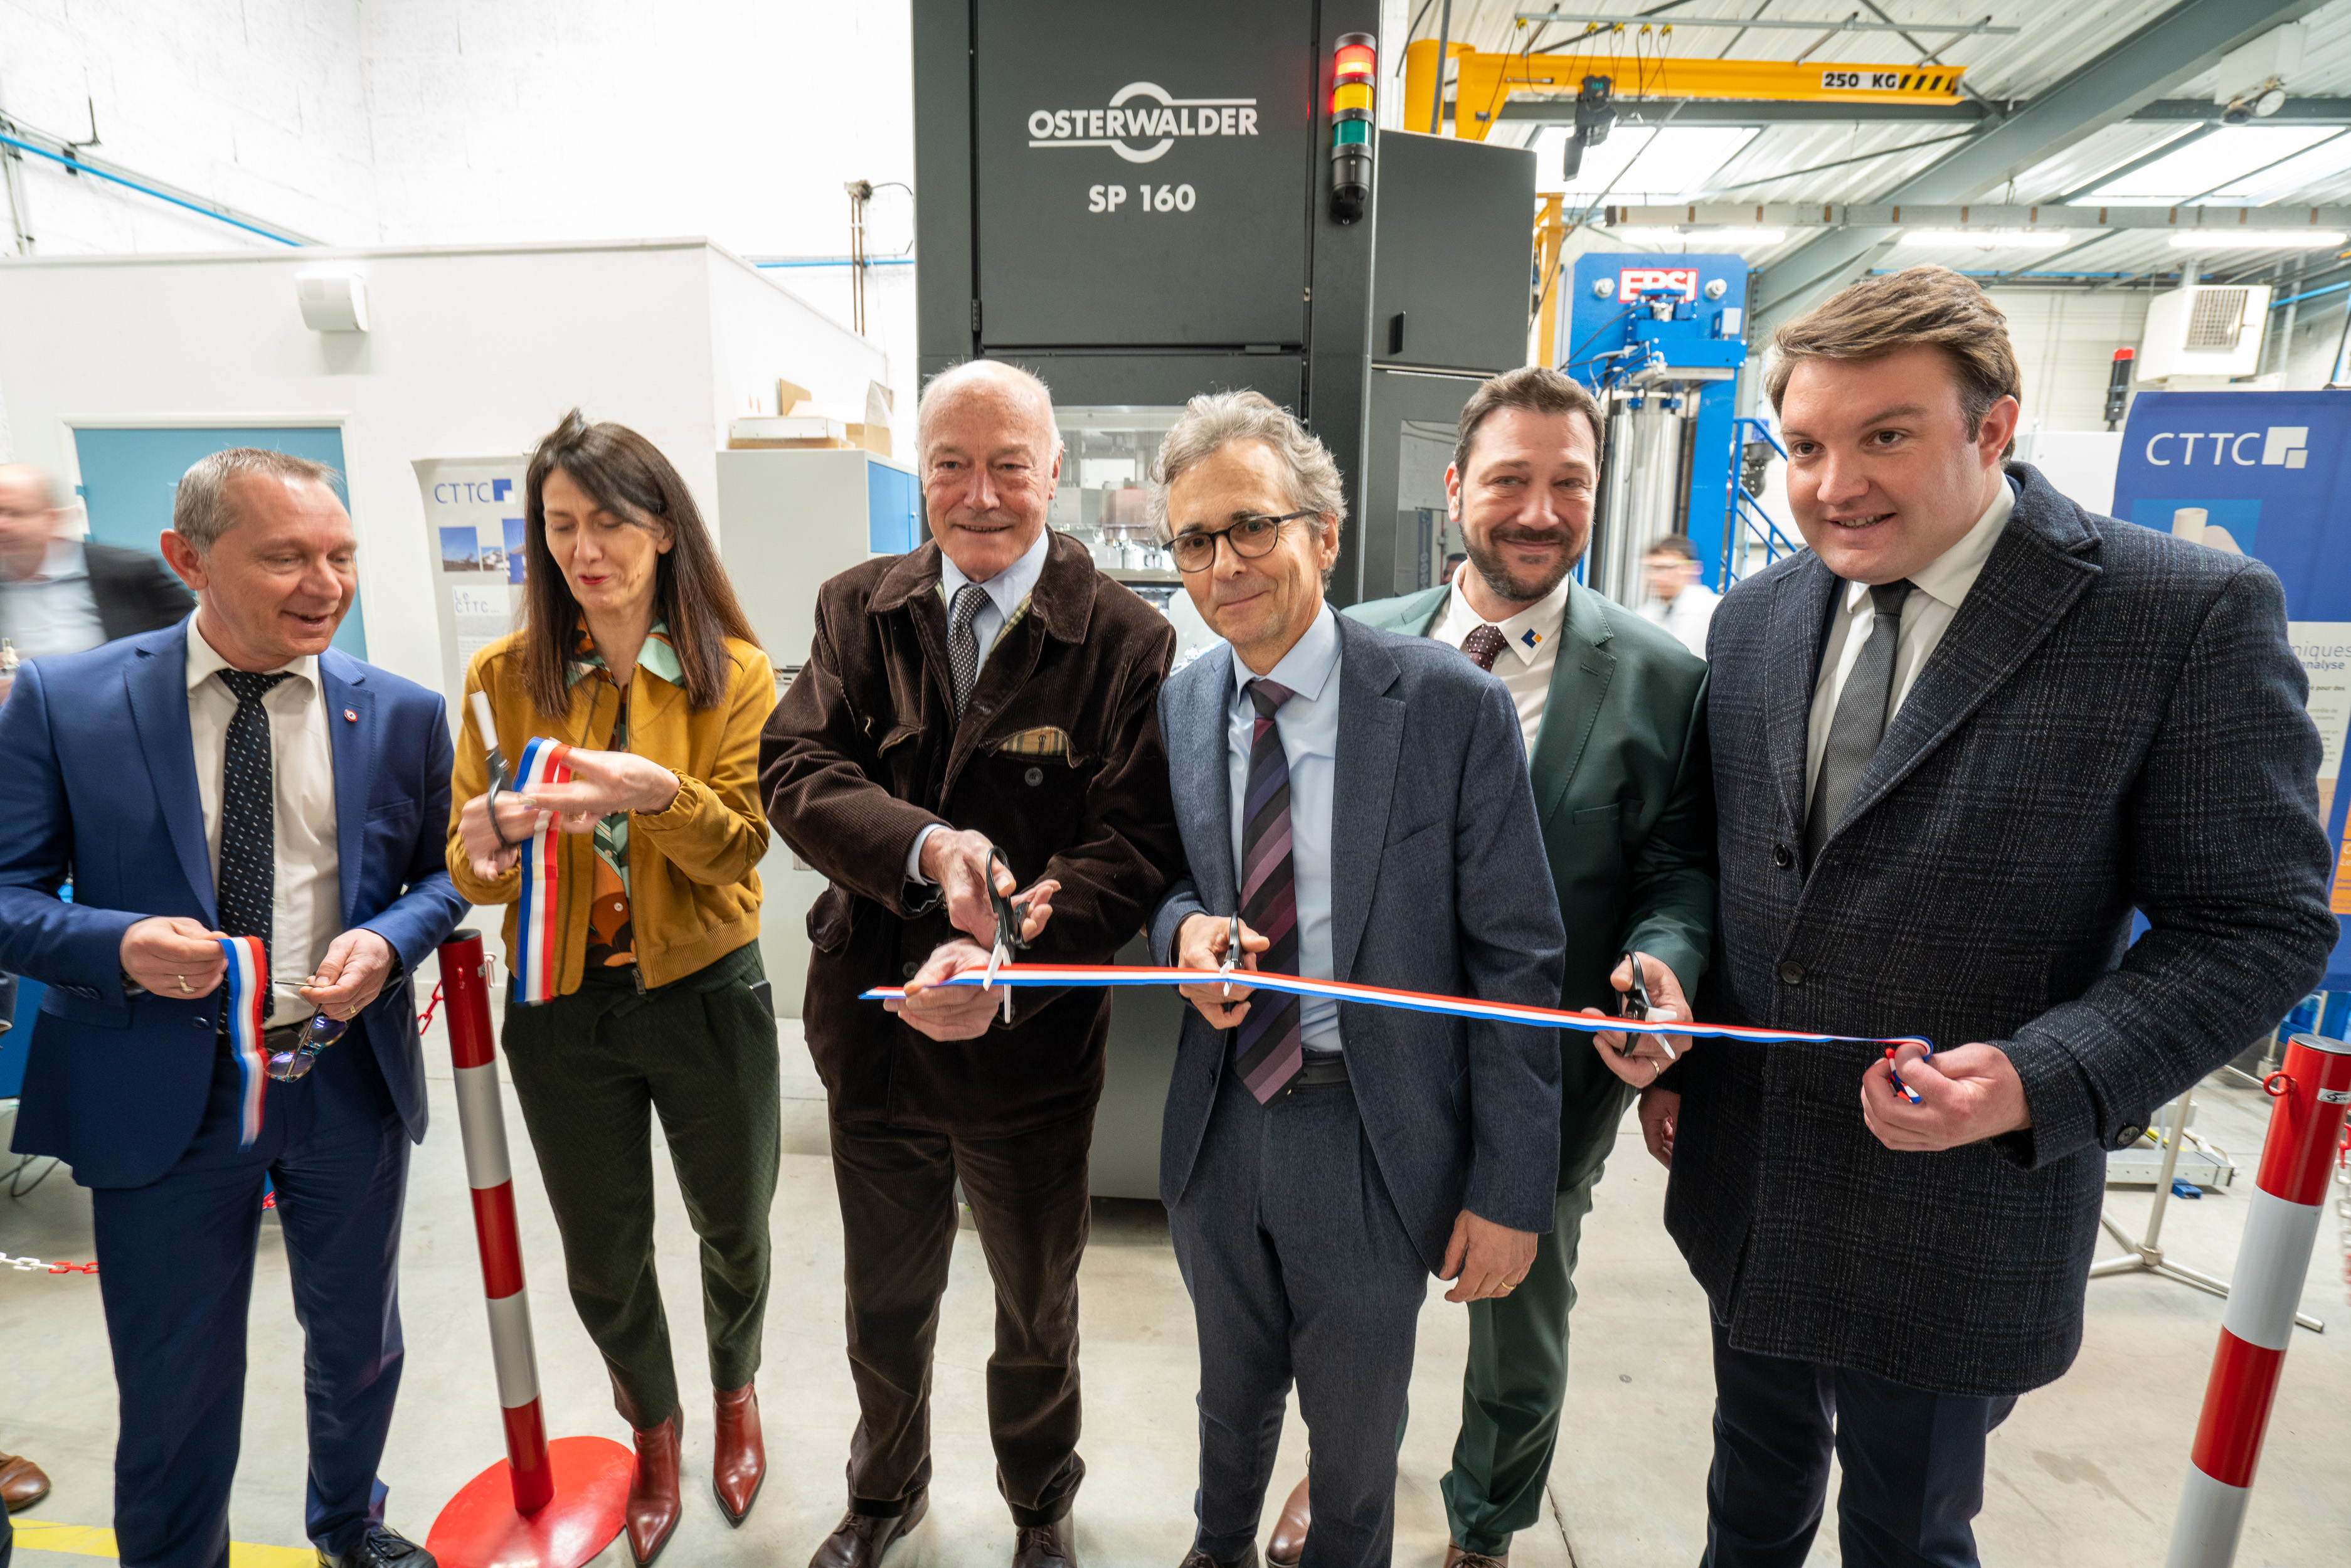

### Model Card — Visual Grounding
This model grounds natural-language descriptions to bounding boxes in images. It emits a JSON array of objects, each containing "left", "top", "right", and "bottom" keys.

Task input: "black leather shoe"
[
  {"left": 810, "top": 1489, "right": 929, "bottom": 1568},
  {"left": 1014, "top": 1517, "right": 1076, "bottom": 1568},
  {"left": 318, "top": 1526, "right": 436, "bottom": 1567},
  {"left": 1178, "top": 1545, "right": 1258, "bottom": 1568}
]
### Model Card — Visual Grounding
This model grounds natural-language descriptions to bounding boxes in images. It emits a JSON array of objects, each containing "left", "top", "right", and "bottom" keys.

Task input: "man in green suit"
[{"left": 1262, "top": 366, "right": 1716, "bottom": 1568}]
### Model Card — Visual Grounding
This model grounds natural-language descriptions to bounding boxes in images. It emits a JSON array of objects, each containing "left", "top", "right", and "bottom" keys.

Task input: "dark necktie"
[
  {"left": 1462, "top": 624, "right": 1507, "bottom": 672},
  {"left": 1804, "top": 581, "right": 1913, "bottom": 865},
  {"left": 216, "top": 669, "right": 290, "bottom": 975},
  {"left": 947, "top": 583, "right": 989, "bottom": 716},
  {"left": 1234, "top": 679, "right": 1303, "bottom": 1103}
]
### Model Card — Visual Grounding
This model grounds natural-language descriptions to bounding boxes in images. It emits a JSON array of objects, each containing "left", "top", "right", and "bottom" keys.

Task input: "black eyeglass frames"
[{"left": 1168, "top": 509, "right": 1319, "bottom": 573}]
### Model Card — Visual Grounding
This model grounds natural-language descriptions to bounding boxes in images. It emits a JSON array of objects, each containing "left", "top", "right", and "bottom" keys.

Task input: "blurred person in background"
[
  {"left": 0, "top": 462, "right": 194, "bottom": 704},
  {"left": 1637, "top": 534, "right": 1718, "bottom": 660},
  {"left": 449, "top": 411, "right": 779, "bottom": 1565}
]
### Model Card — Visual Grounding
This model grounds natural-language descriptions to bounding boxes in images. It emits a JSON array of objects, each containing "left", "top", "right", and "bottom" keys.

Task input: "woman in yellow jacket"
[{"left": 450, "top": 410, "right": 775, "bottom": 1564}]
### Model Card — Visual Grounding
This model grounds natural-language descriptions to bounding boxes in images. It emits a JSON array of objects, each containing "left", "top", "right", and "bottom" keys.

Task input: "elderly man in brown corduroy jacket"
[{"left": 760, "top": 358, "right": 1181, "bottom": 1568}]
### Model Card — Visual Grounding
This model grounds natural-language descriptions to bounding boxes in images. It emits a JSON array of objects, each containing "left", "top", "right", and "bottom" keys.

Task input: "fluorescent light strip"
[
  {"left": 2166, "top": 230, "right": 2345, "bottom": 249},
  {"left": 1897, "top": 229, "right": 2072, "bottom": 249}
]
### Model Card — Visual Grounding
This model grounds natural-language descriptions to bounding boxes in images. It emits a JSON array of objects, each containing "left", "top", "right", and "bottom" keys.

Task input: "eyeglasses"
[
  {"left": 266, "top": 1009, "right": 351, "bottom": 1082},
  {"left": 1168, "top": 510, "right": 1318, "bottom": 574}
]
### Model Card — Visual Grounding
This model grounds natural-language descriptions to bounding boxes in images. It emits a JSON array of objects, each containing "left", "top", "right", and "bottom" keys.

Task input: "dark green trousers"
[
  {"left": 501, "top": 942, "right": 780, "bottom": 1429},
  {"left": 1438, "top": 1165, "right": 1605, "bottom": 1555}
]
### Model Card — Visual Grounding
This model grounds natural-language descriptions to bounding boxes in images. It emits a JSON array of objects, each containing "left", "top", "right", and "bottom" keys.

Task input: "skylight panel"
[
  {"left": 2078, "top": 126, "right": 2341, "bottom": 204},
  {"left": 1532, "top": 126, "right": 1758, "bottom": 200}
]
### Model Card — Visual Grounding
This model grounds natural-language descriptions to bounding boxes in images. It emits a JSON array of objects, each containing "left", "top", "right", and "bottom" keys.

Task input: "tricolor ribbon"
[
  {"left": 510, "top": 736, "right": 573, "bottom": 1007},
  {"left": 862, "top": 963, "right": 1934, "bottom": 1055},
  {"left": 218, "top": 935, "right": 268, "bottom": 1149}
]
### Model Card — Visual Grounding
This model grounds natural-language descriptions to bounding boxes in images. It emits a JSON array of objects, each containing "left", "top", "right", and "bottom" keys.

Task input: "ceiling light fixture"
[
  {"left": 2166, "top": 230, "right": 2345, "bottom": 249},
  {"left": 1896, "top": 229, "right": 2072, "bottom": 248}
]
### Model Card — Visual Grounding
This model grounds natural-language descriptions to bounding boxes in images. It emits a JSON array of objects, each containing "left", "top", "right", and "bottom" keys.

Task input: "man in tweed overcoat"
[{"left": 1650, "top": 266, "right": 2336, "bottom": 1567}]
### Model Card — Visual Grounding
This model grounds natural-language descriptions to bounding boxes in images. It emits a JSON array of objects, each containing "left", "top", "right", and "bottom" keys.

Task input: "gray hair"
[
  {"left": 171, "top": 448, "right": 344, "bottom": 552},
  {"left": 1149, "top": 391, "right": 1347, "bottom": 545},
  {"left": 917, "top": 359, "right": 1061, "bottom": 465}
]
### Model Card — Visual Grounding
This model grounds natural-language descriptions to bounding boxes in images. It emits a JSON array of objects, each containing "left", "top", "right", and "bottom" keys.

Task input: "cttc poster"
[
  {"left": 2113, "top": 389, "right": 2351, "bottom": 987},
  {"left": 413, "top": 455, "right": 530, "bottom": 716}
]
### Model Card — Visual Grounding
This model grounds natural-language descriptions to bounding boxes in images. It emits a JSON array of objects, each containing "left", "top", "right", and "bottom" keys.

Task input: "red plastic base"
[{"left": 426, "top": 1435, "right": 634, "bottom": 1568}]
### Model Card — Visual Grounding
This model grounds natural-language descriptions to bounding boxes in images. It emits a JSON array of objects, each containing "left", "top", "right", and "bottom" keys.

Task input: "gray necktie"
[
  {"left": 1805, "top": 580, "right": 1912, "bottom": 865},
  {"left": 947, "top": 583, "right": 989, "bottom": 715}
]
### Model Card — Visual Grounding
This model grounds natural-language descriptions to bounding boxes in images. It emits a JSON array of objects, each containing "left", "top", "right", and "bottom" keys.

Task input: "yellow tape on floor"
[{"left": 12, "top": 1517, "right": 318, "bottom": 1566}]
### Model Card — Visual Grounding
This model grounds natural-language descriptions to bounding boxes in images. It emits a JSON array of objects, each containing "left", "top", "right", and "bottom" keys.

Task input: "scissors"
[
  {"left": 1616, "top": 949, "right": 1677, "bottom": 1064},
  {"left": 469, "top": 691, "right": 523, "bottom": 849},
  {"left": 1219, "top": 913, "right": 1243, "bottom": 999},
  {"left": 982, "top": 847, "right": 1031, "bottom": 1023}
]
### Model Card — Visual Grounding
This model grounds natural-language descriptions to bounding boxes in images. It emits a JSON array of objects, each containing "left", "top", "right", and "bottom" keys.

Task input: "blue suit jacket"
[
  {"left": 1148, "top": 613, "right": 1568, "bottom": 1272},
  {"left": 0, "top": 620, "right": 467, "bottom": 1188}
]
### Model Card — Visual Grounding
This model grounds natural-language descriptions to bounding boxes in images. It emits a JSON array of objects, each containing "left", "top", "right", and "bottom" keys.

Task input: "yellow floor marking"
[{"left": 12, "top": 1517, "right": 318, "bottom": 1566}]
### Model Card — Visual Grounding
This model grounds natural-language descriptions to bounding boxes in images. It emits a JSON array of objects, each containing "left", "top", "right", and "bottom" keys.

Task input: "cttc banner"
[
  {"left": 412, "top": 455, "right": 531, "bottom": 720},
  {"left": 2115, "top": 390, "right": 2351, "bottom": 987}
]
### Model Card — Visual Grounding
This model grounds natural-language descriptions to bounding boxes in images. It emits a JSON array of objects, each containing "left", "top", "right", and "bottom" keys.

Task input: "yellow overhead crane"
[{"left": 1403, "top": 30, "right": 1971, "bottom": 142}]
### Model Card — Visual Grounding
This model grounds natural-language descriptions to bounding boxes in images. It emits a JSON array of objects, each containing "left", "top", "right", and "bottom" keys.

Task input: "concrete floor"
[{"left": 3, "top": 985, "right": 2347, "bottom": 1566}]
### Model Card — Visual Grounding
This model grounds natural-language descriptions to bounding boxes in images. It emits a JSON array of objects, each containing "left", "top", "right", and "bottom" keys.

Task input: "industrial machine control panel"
[
  {"left": 972, "top": 0, "right": 1314, "bottom": 348},
  {"left": 1559, "top": 252, "right": 1751, "bottom": 598}
]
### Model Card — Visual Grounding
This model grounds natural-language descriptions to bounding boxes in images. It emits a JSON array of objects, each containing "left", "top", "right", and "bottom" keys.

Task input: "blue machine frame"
[{"left": 1559, "top": 252, "right": 1749, "bottom": 590}]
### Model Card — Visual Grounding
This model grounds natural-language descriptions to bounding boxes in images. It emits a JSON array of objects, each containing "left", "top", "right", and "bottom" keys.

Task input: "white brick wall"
[
  {"left": 1, "top": 0, "right": 918, "bottom": 413},
  {"left": 1986, "top": 288, "right": 2152, "bottom": 433}
]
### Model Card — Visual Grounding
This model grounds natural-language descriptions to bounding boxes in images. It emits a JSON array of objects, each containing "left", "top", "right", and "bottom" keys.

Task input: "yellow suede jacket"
[{"left": 447, "top": 631, "right": 774, "bottom": 995}]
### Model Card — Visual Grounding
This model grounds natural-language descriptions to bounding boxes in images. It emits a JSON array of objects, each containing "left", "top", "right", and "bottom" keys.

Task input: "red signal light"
[{"left": 1335, "top": 42, "right": 1376, "bottom": 81}]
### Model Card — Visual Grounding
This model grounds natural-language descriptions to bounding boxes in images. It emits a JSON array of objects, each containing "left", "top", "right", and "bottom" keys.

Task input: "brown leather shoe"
[
  {"left": 625, "top": 1411, "right": 682, "bottom": 1565},
  {"left": 810, "top": 1489, "right": 929, "bottom": 1568},
  {"left": 1442, "top": 1545, "right": 1509, "bottom": 1568},
  {"left": 1265, "top": 1475, "right": 1310, "bottom": 1568},
  {"left": 0, "top": 1452, "right": 51, "bottom": 1512},
  {"left": 1179, "top": 1545, "right": 1259, "bottom": 1568},
  {"left": 1013, "top": 1515, "right": 1075, "bottom": 1568},
  {"left": 713, "top": 1380, "right": 765, "bottom": 1525}
]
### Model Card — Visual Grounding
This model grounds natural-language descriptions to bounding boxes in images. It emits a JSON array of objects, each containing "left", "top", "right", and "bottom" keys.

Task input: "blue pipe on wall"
[
  {"left": 753, "top": 257, "right": 916, "bottom": 268},
  {"left": 0, "top": 131, "right": 305, "bottom": 246}
]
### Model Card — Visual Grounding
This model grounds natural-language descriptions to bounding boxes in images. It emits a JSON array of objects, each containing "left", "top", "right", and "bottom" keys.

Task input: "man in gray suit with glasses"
[{"left": 1144, "top": 391, "right": 1566, "bottom": 1568}]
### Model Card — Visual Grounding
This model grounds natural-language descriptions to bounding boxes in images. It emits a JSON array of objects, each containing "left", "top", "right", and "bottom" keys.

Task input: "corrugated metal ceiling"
[{"left": 1421, "top": 0, "right": 2351, "bottom": 284}]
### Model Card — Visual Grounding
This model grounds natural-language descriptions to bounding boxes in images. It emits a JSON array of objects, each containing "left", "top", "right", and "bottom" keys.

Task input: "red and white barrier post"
[
  {"left": 426, "top": 931, "right": 632, "bottom": 1568},
  {"left": 2166, "top": 1032, "right": 2351, "bottom": 1566}
]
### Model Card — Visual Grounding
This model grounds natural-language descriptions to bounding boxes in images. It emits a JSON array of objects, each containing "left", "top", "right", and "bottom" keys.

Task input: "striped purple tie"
[{"left": 1235, "top": 678, "right": 1304, "bottom": 1103}]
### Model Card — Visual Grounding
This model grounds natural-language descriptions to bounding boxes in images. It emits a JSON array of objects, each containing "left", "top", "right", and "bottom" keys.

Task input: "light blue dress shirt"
[
  {"left": 0, "top": 538, "right": 107, "bottom": 661},
  {"left": 907, "top": 524, "right": 1056, "bottom": 885},
  {"left": 1226, "top": 603, "right": 1342, "bottom": 1054}
]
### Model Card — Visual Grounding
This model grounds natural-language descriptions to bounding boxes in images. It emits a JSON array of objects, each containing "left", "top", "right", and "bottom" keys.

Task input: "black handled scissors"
[
  {"left": 983, "top": 848, "right": 1031, "bottom": 1022},
  {"left": 1616, "top": 948, "right": 1677, "bottom": 1063}
]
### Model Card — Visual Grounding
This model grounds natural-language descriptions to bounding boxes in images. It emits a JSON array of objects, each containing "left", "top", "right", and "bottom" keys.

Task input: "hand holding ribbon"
[
  {"left": 1861, "top": 1041, "right": 2031, "bottom": 1152},
  {"left": 521, "top": 746, "right": 682, "bottom": 829},
  {"left": 887, "top": 938, "right": 1007, "bottom": 1041}
]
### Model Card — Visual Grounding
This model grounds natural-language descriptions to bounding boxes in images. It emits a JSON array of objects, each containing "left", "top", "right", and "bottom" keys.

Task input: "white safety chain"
[
  {"left": 2337, "top": 1132, "right": 2350, "bottom": 1306},
  {"left": 0, "top": 1251, "right": 97, "bottom": 1275}
]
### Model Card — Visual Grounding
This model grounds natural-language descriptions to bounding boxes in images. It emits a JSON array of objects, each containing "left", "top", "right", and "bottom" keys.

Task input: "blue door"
[{"left": 72, "top": 425, "right": 368, "bottom": 659}]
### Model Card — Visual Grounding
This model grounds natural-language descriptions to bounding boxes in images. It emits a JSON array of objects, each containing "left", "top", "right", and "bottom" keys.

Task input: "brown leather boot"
[
  {"left": 1443, "top": 1546, "right": 1509, "bottom": 1568},
  {"left": 713, "top": 1380, "right": 766, "bottom": 1525},
  {"left": 625, "top": 1410, "right": 682, "bottom": 1565},
  {"left": 1266, "top": 1474, "right": 1310, "bottom": 1568}
]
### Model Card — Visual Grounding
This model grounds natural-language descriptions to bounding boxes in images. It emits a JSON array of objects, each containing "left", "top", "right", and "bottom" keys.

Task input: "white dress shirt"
[
  {"left": 0, "top": 537, "right": 107, "bottom": 661},
  {"left": 1226, "top": 604, "right": 1344, "bottom": 1054},
  {"left": 908, "top": 525, "right": 1056, "bottom": 885},
  {"left": 186, "top": 620, "right": 341, "bottom": 1024},
  {"left": 1640, "top": 580, "right": 1719, "bottom": 660},
  {"left": 1805, "top": 478, "right": 2015, "bottom": 805},
  {"left": 1428, "top": 571, "right": 1569, "bottom": 751}
]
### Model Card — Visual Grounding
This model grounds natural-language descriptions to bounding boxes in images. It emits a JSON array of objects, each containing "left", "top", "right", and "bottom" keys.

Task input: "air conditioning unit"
[{"left": 2136, "top": 282, "right": 2270, "bottom": 382}]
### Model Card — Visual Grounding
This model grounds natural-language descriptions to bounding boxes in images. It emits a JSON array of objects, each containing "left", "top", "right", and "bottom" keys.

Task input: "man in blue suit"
[
  {"left": 1144, "top": 393, "right": 1566, "bottom": 1568},
  {"left": 0, "top": 449, "right": 464, "bottom": 1568}
]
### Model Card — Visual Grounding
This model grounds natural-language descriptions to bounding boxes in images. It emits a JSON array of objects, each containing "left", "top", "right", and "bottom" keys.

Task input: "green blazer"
[{"left": 1344, "top": 581, "right": 1716, "bottom": 1185}]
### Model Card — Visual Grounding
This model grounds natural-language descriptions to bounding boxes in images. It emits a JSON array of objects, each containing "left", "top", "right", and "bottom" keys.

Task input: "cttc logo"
[
  {"left": 1028, "top": 82, "right": 1260, "bottom": 164},
  {"left": 2142, "top": 426, "right": 2309, "bottom": 468}
]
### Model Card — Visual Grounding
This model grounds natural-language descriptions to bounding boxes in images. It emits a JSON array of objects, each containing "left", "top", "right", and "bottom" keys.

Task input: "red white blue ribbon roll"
[
  {"left": 509, "top": 736, "right": 573, "bottom": 1007},
  {"left": 218, "top": 935, "right": 269, "bottom": 1149},
  {"left": 861, "top": 962, "right": 1934, "bottom": 1052}
]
